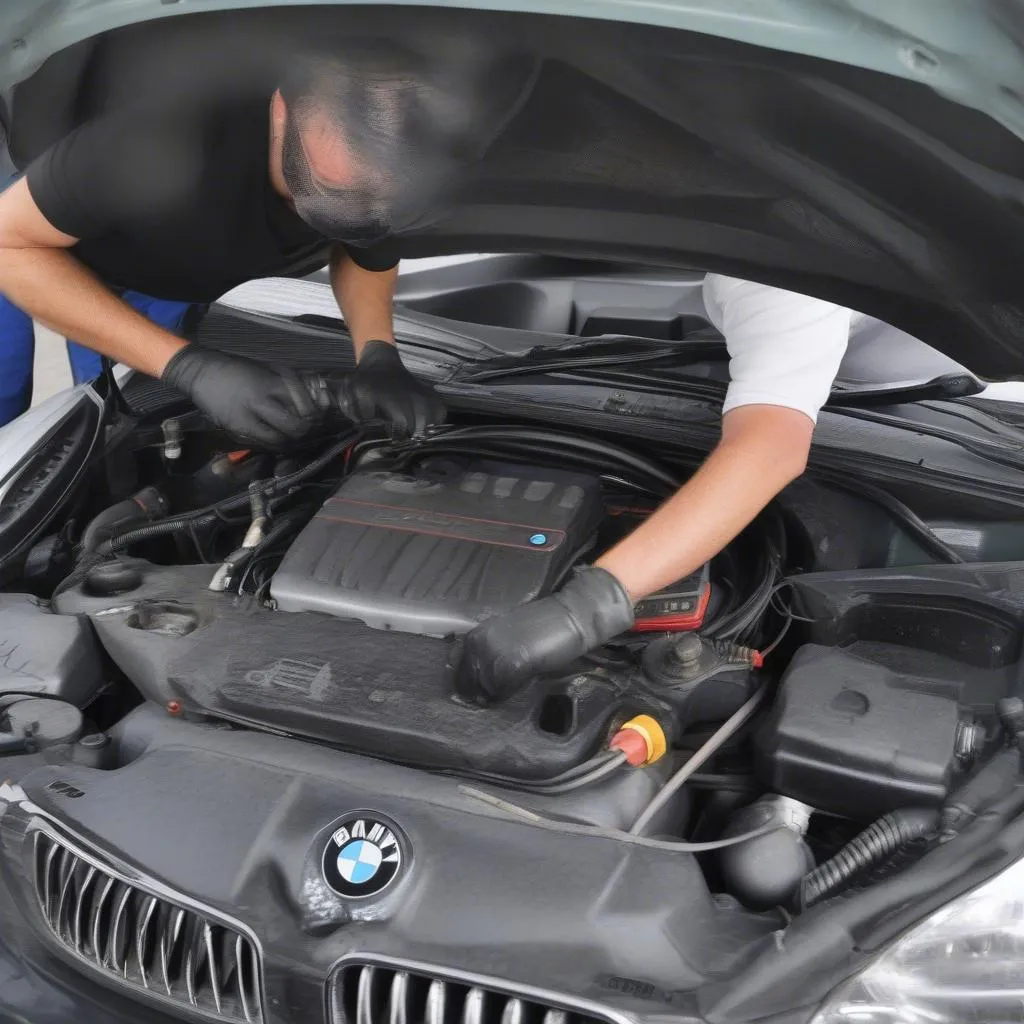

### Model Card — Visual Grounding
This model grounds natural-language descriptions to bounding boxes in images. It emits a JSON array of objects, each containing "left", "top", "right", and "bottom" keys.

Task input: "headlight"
[{"left": 812, "top": 856, "right": 1024, "bottom": 1023}]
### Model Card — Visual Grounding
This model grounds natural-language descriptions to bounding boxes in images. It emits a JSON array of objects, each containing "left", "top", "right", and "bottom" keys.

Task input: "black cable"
[
  {"left": 396, "top": 425, "right": 682, "bottom": 495},
  {"left": 235, "top": 512, "right": 310, "bottom": 594},
  {"left": 396, "top": 441, "right": 670, "bottom": 500},
  {"left": 799, "top": 808, "right": 939, "bottom": 910},
  {"left": 100, "top": 357, "right": 133, "bottom": 418},
  {"left": 706, "top": 547, "right": 777, "bottom": 642},
  {"left": 686, "top": 773, "right": 760, "bottom": 792},
  {"left": 454, "top": 751, "right": 626, "bottom": 791},
  {"left": 53, "top": 433, "right": 358, "bottom": 598}
]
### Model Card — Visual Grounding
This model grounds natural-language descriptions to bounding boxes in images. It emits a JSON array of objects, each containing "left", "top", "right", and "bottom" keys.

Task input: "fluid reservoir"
[
  {"left": 718, "top": 794, "right": 813, "bottom": 911},
  {"left": 0, "top": 698, "right": 83, "bottom": 754}
]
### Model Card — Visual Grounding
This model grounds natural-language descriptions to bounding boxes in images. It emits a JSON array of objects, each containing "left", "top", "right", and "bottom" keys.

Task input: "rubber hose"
[
  {"left": 99, "top": 514, "right": 216, "bottom": 556},
  {"left": 53, "top": 435, "right": 358, "bottom": 598},
  {"left": 799, "top": 808, "right": 939, "bottom": 910},
  {"left": 81, "top": 486, "right": 167, "bottom": 553}
]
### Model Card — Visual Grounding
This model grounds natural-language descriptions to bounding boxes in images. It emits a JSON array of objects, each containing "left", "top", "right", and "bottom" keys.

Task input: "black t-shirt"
[{"left": 25, "top": 98, "right": 400, "bottom": 303}]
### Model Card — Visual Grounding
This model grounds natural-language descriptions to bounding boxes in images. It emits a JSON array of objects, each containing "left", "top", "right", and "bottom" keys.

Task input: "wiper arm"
[
  {"left": 826, "top": 373, "right": 984, "bottom": 407},
  {"left": 453, "top": 336, "right": 725, "bottom": 383}
]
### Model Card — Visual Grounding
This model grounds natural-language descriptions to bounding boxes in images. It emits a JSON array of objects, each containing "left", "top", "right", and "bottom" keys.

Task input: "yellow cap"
[{"left": 610, "top": 714, "right": 668, "bottom": 766}]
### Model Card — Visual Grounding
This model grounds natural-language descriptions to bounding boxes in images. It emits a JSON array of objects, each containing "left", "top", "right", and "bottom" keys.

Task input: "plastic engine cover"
[{"left": 271, "top": 459, "right": 603, "bottom": 634}]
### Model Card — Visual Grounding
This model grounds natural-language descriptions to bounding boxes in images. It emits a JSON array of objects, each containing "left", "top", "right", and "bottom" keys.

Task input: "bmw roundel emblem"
[{"left": 322, "top": 814, "right": 404, "bottom": 898}]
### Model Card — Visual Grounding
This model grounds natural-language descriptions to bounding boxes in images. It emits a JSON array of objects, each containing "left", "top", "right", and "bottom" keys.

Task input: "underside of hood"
[{"left": 5, "top": 3, "right": 1024, "bottom": 377}]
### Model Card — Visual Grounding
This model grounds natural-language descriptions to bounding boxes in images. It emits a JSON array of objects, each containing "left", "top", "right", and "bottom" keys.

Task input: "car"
[{"left": 2, "top": 3, "right": 1024, "bottom": 1024}]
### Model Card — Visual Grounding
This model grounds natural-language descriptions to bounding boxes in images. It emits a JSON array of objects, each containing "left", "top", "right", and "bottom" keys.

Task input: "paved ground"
[
  {"left": 31, "top": 324, "right": 73, "bottom": 405},
  {"left": 25, "top": 257, "right": 472, "bottom": 408}
]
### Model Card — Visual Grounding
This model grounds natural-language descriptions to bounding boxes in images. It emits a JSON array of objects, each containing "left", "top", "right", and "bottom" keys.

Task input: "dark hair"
[{"left": 278, "top": 39, "right": 538, "bottom": 170}]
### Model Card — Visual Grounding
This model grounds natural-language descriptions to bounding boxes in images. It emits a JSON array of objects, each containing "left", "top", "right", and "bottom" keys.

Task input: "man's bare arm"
[
  {"left": 0, "top": 179, "right": 186, "bottom": 377},
  {"left": 329, "top": 247, "right": 398, "bottom": 357},
  {"left": 596, "top": 404, "right": 814, "bottom": 600}
]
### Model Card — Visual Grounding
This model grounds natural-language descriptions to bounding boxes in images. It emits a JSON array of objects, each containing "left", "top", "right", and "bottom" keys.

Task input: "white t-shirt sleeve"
[{"left": 703, "top": 274, "right": 851, "bottom": 424}]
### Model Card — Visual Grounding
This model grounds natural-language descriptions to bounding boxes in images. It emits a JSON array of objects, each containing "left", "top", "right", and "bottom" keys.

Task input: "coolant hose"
[
  {"left": 80, "top": 486, "right": 168, "bottom": 553},
  {"left": 799, "top": 807, "right": 939, "bottom": 910},
  {"left": 53, "top": 434, "right": 358, "bottom": 598}
]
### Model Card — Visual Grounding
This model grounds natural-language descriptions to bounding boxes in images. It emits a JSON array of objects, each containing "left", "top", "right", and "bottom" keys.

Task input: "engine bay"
[{"left": 3, "top": 413, "right": 1023, "bottom": 917}]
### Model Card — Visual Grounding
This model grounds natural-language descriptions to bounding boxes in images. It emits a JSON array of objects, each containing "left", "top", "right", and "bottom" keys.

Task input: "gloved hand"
[
  {"left": 161, "top": 346, "right": 330, "bottom": 450},
  {"left": 457, "top": 566, "right": 636, "bottom": 703},
  {"left": 340, "top": 339, "right": 447, "bottom": 438}
]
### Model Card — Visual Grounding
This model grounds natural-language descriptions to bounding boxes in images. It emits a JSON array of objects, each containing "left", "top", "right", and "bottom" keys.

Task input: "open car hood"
[{"left": 3, "top": 0, "right": 1024, "bottom": 378}]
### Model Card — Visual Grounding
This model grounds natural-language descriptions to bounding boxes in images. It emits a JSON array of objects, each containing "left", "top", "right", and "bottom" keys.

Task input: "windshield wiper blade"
[
  {"left": 453, "top": 336, "right": 725, "bottom": 383},
  {"left": 826, "top": 373, "right": 984, "bottom": 407}
]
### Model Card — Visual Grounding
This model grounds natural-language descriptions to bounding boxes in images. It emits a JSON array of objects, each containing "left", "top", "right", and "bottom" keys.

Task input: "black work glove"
[
  {"left": 162, "top": 346, "right": 330, "bottom": 450},
  {"left": 340, "top": 339, "right": 447, "bottom": 438},
  {"left": 457, "top": 566, "right": 636, "bottom": 703}
]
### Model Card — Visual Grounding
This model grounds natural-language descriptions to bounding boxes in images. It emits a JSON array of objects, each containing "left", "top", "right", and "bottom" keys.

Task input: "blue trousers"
[{"left": 0, "top": 289, "right": 193, "bottom": 426}]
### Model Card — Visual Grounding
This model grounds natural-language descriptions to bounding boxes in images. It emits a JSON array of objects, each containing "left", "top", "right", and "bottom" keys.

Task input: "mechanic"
[
  {"left": 0, "top": 42, "right": 524, "bottom": 441},
  {"left": 458, "top": 273, "right": 857, "bottom": 700}
]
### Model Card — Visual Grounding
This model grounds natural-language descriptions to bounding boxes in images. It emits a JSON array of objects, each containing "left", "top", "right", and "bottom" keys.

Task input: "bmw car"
[{"left": 3, "top": 3, "right": 1024, "bottom": 1024}]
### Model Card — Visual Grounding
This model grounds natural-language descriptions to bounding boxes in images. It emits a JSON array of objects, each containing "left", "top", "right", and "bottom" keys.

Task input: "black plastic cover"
[
  {"left": 0, "top": 594, "right": 103, "bottom": 705},
  {"left": 56, "top": 563, "right": 673, "bottom": 781},
  {"left": 757, "top": 644, "right": 965, "bottom": 818},
  {"left": 271, "top": 459, "right": 603, "bottom": 635}
]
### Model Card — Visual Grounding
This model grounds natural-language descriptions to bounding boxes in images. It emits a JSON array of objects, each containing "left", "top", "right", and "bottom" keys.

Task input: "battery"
[{"left": 632, "top": 562, "right": 711, "bottom": 632}]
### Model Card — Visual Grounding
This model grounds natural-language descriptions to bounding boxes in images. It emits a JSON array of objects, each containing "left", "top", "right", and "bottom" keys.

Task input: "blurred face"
[
  {"left": 271, "top": 91, "right": 394, "bottom": 243},
  {"left": 271, "top": 89, "right": 459, "bottom": 245}
]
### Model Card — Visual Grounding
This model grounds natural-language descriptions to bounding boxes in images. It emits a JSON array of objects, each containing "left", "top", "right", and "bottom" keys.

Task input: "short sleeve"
[
  {"left": 703, "top": 274, "right": 851, "bottom": 424},
  {"left": 343, "top": 241, "right": 401, "bottom": 273},
  {"left": 25, "top": 111, "right": 204, "bottom": 240}
]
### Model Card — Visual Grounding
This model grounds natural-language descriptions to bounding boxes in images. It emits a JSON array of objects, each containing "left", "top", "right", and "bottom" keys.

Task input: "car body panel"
[
  {"left": 3, "top": 4, "right": 1024, "bottom": 377},
  {"left": 2, "top": 0, "right": 1023, "bottom": 141}
]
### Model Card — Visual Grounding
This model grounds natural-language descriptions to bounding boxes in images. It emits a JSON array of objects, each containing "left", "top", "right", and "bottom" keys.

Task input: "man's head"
[{"left": 271, "top": 40, "right": 537, "bottom": 243}]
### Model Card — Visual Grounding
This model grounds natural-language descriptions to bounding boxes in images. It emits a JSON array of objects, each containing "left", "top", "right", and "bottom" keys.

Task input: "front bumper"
[
  {"left": 0, "top": 893, "right": 184, "bottom": 1024},
  {"left": 0, "top": 705, "right": 780, "bottom": 1024}
]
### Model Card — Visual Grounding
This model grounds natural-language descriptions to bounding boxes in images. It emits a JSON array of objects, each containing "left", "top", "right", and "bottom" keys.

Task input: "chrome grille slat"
[
  {"left": 388, "top": 971, "right": 410, "bottom": 1024},
  {"left": 39, "top": 838, "right": 60, "bottom": 916},
  {"left": 236, "top": 933, "right": 258, "bottom": 1024},
  {"left": 204, "top": 923, "right": 223, "bottom": 1014},
  {"left": 135, "top": 894, "right": 159, "bottom": 989},
  {"left": 31, "top": 832, "right": 261, "bottom": 1023},
  {"left": 91, "top": 875, "right": 116, "bottom": 966},
  {"left": 464, "top": 987, "right": 487, "bottom": 1024},
  {"left": 336, "top": 964, "right": 611, "bottom": 1024},
  {"left": 162, "top": 906, "right": 187, "bottom": 995},
  {"left": 185, "top": 917, "right": 207, "bottom": 1008},
  {"left": 501, "top": 998, "right": 526, "bottom": 1024},
  {"left": 357, "top": 965, "right": 378, "bottom": 1024},
  {"left": 110, "top": 883, "right": 133, "bottom": 976},
  {"left": 72, "top": 864, "right": 97, "bottom": 953},
  {"left": 426, "top": 978, "right": 447, "bottom": 1024},
  {"left": 55, "top": 848, "right": 77, "bottom": 938}
]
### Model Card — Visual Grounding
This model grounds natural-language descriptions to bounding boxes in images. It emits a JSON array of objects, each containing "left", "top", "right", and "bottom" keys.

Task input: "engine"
[
  {"left": 46, "top": 430, "right": 761, "bottom": 786},
  {"left": 270, "top": 459, "right": 605, "bottom": 634}
]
